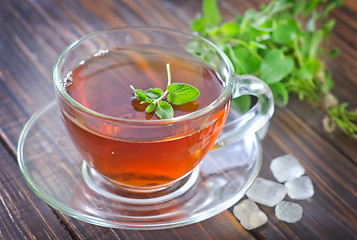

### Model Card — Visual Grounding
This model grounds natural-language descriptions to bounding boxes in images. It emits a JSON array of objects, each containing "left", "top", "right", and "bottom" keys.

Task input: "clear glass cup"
[{"left": 53, "top": 27, "right": 274, "bottom": 202}]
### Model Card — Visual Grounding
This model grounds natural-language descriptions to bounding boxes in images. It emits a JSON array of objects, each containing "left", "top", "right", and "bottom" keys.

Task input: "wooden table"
[{"left": 1, "top": 0, "right": 356, "bottom": 239}]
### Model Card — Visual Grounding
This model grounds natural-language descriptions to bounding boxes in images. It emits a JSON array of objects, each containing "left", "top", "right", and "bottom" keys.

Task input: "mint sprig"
[
  {"left": 191, "top": 0, "right": 357, "bottom": 138},
  {"left": 130, "top": 63, "right": 200, "bottom": 119}
]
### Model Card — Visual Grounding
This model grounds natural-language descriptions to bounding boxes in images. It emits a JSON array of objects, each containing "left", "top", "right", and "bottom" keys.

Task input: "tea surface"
[{"left": 66, "top": 46, "right": 224, "bottom": 119}]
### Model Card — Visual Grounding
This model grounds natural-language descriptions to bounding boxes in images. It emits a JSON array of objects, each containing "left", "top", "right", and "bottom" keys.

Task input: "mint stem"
[
  {"left": 166, "top": 63, "right": 172, "bottom": 86},
  {"left": 153, "top": 63, "right": 171, "bottom": 104},
  {"left": 293, "top": 37, "right": 304, "bottom": 68}
]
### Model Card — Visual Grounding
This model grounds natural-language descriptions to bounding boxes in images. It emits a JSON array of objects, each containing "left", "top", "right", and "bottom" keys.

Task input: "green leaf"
[
  {"left": 145, "top": 103, "right": 156, "bottom": 113},
  {"left": 328, "top": 103, "right": 357, "bottom": 138},
  {"left": 260, "top": 50, "right": 295, "bottom": 84},
  {"left": 231, "top": 95, "right": 251, "bottom": 113},
  {"left": 156, "top": 101, "right": 174, "bottom": 119},
  {"left": 191, "top": 17, "right": 205, "bottom": 33},
  {"left": 323, "top": 2, "right": 337, "bottom": 18},
  {"left": 202, "top": 0, "right": 221, "bottom": 26},
  {"left": 321, "top": 73, "right": 334, "bottom": 93},
  {"left": 252, "top": 14, "right": 269, "bottom": 28},
  {"left": 208, "top": 27, "right": 221, "bottom": 37},
  {"left": 249, "top": 41, "right": 267, "bottom": 49},
  {"left": 231, "top": 45, "right": 261, "bottom": 74},
  {"left": 308, "top": 31, "right": 324, "bottom": 58},
  {"left": 130, "top": 85, "right": 147, "bottom": 102},
  {"left": 167, "top": 83, "right": 200, "bottom": 105},
  {"left": 220, "top": 22, "right": 240, "bottom": 37},
  {"left": 144, "top": 88, "right": 163, "bottom": 99},
  {"left": 295, "top": 57, "right": 320, "bottom": 80},
  {"left": 272, "top": 25, "right": 297, "bottom": 44},
  {"left": 330, "top": 48, "right": 339, "bottom": 58},
  {"left": 145, "top": 97, "right": 153, "bottom": 103},
  {"left": 293, "top": 1, "right": 305, "bottom": 15},
  {"left": 239, "top": 9, "right": 257, "bottom": 33},
  {"left": 323, "top": 19, "right": 335, "bottom": 34},
  {"left": 269, "top": 82, "right": 289, "bottom": 106},
  {"left": 302, "top": 32, "right": 322, "bottom": 57},
  {"left": 295, "top": 66, "right": 313, "bottom": 80},
  {"left": 301, "top": 58, "right": 319, "bottom": 76},
  {"left": 303, "top": 0, "right": 320, "bottom": 17},
  {"left": 270, "top": 0, "right": 294, "bottom": 15}
]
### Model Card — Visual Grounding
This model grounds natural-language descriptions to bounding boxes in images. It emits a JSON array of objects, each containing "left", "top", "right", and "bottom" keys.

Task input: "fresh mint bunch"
[
  {"left": 130, "top": 64, "right": 200, "bottom": 119},
  {"left": 191, "top": 0, "right": 356, "bottom": 138}
]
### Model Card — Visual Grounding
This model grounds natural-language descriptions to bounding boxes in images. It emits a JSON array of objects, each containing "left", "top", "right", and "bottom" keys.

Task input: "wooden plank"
[
  {"left": 57, "top": 211, "right": 255, "bottom": 240},
  {"left": 0, "top": 144, "right": 72, "bottom": 239},
  {"left": 287, "top": 97, "right": 357, "bottom": 164}
]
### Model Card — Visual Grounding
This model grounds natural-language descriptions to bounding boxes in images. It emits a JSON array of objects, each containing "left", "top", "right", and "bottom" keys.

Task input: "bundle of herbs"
[{"left": 191, "top": 0, "right": 357, "bottom": 138}]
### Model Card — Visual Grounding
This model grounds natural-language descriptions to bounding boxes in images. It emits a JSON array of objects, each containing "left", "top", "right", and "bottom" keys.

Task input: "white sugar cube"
[
  {"left": 275, "top": 201, "right": 303, "bottom": 223},
  {"left": 285, "top": 176, "right": 314, "bottom": 200},
  {"left": 246, "top": 177, "right": 287, "bottom": 207},
  {"left": 233, "top": 199, "right": 268, "bottom": 230},
  {"left": 270, "top": 155, "right": 305, "bottom": 182}
]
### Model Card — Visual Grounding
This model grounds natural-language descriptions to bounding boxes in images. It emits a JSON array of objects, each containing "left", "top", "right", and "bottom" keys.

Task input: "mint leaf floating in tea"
[
  {"left": 130, "top": 86, "right": 147, "bottom": 103},
  {"left": 167, "top": 83, "right": 200, "bottom": 105},
  {"left": 144, "top": 88, "right": 163, "bottom": 99},
  {"left": 130, "top": 63, "right": 200, "bottom": 119},
  {"left": 156, "top": 101, "right": 174, "bottom": 119}
]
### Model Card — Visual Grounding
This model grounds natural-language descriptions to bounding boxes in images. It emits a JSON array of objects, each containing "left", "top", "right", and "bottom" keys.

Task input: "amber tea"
[{"left": 60, "top": 46, "right": 230, "bottom": 189}]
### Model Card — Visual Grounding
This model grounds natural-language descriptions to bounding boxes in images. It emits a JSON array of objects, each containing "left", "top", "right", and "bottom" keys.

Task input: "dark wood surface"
[{"left": 1, "top": 0, "right": 356, "bottom": 239}]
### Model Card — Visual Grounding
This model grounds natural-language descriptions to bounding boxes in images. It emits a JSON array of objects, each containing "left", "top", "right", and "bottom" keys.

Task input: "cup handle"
[{"left": 215, "top": 75, "right": 274, "bottom": 147}]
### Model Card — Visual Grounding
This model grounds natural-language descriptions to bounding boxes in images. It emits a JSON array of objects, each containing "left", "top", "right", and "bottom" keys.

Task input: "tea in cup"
[{"left": 54, "top": 27, "right": 273, "bottom": 199}]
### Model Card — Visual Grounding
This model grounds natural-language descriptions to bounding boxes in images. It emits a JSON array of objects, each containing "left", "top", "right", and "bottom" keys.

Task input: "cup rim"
[{"left": 53, "top": 26, "right": 235, "bottom": 124}]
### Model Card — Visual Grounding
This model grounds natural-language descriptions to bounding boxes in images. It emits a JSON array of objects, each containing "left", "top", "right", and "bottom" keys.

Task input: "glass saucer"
[{"left": 17, "top": 101, "right": 262, "bottom": 230}]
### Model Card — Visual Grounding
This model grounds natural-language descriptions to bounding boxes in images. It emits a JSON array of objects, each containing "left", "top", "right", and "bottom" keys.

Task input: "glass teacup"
[{"left": 53, "top": 27, "right": 274, "bottom": 201}]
